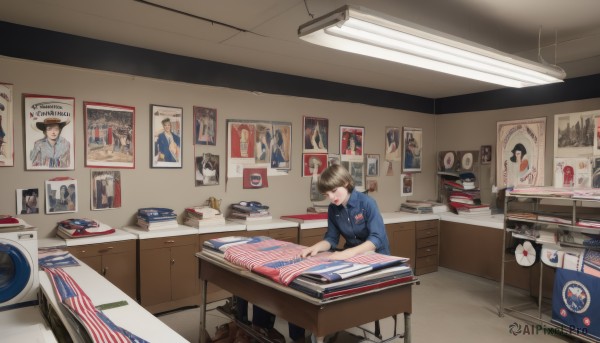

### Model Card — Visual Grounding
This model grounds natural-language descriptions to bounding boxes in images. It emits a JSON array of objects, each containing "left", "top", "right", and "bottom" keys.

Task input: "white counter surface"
[
  {"left": 59, "top": 228, "right": 138, "bottom": 246},
  {"left": 38, "top": 260, "right": 188, "bottom": 342},
  {"left": 122, "top": 224, "right": 198, "bottom": 239},
  {"left": 438, "top": 212, "right": 504, "bottom": 229},
  {"left": 0, "top": 306, "right": 57, "bottom": 343},
  {"left": 382, "top": 212, "right": 440, "bottom": 224},
  {"left": 198, "top": 221, "right": 247, "bottom": 234},
  {"left": 236, "top": 218, "right": 298, "bottom": 231}
]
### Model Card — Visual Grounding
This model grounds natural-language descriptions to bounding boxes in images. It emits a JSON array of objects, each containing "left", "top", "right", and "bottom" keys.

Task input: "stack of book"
[
  {"left": 184, "top": 206, "right": 226, "bottom": 227},
  {"left": 280, "top": 212, "right": 328, "bottom": 223},
  {"left": 137, "top": 207, "right": 178, "bottom": 230},
  {"left": 228, "top": 201, "right": 272, "bottom": 222},
  {"left": 399, "top": 202, "right": 433, "bottom": 214},
  {"left": 449, "top": 202, "right": 491, "bottom": 216}
]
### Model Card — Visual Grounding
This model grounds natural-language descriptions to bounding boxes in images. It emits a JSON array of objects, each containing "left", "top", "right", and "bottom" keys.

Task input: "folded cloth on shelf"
[{"left": 57, "top": 219, "right": 115, "bottom": 238}]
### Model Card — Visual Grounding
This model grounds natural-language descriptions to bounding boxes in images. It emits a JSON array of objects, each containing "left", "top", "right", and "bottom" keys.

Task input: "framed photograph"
[
  {"left": 385, "top": 127, "right": 401, "bottom": 161},
  {"left": 327, "top": 154, "right": 341, "bottom": 167},
  {"left": 366, "top": 179, "right": 378, "bottom": 193},
  {"left": 193, "top": 106, "right": 217, "bottom": 145},
  {"left": 195, "top": 153, "right": 220, "bottom": 186},
  {"left": 0, "top": 83, "right": 14, "bottom": 166},
  {"left": 16, "top": 188, "right": 39, "bottom": 214},
  {"left": 303, "top": 116, "right": 328, "bottom": 153},
  {"left": 554, "top": 111, "right": 595, "bottom": 157},
  {"left": 457, "top": 150, "right": 478, "bottom": 172},
  {"left": 255, "top": 122, "right": 273, "bottom": 164},
  {"left": 151, "top": 104, "right": 182, "bottom": 168},
  {"left": 24, "top": 94, "right": 75, "bottom": 170},
  {"left": 91, "top": 170, "right": 122, "bottom": 210},
  {"left": 553, "top": 158, "right": 592, "bottom": 188},
  {"left": 480, "top": 145, "right": 492, "bottom": 164},
  {"left": 438, "top": 151, "right": 457, "bottom": 172},
  {"left": 401, "top": 173, "right": 413, "bottom": 196},
  {"left": 402, "top": 127, "right": 422, "bottom": 172},
  {"left": 497, "top": 117, "right": 546, "bottom": 188},
  {"left": 84, "top": 102, "right": 135, "bottom": 168},
  {"left": 303, "top": 153, "right": 327, "bottom": 177},
  {"left": 270, "top": 122, "right": 292, "bottom": 170},
  {"left": 340, "top": 125, "right": 364, "bottom": 160},
  {"left": 243, "top": 168, "right": 268, "bottom": 189},
  {"left": 341, "top": 161, "right": 365, "bottom": 192},
  {"left": 365, "top": 154, "right": 379, "bottom": 177},
  {"left": 45, "top": 178, "right": 77, "bottom": 214}
]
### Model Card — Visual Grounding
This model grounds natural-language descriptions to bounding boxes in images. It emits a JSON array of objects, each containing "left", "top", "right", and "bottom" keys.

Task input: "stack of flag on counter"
[
  {"left": 184, "top": 206, "right": 226, "bottom": 228},
  {"left": 56, "top": 219, "right": 115, "bottom": 239},
  {"left": 137, "top": 207, "right": 178, "bottom": 230},
  {"left": 228, "top": 201, "right": 272, "bottom": 222}
]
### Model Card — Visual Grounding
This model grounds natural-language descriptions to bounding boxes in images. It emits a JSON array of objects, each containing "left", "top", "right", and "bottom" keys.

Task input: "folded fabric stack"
[
  {"left": 137, "top": 207, "right": 178, "bottom": 230},
  {"left": 56, "top": 219, "right": 115, "bottom": 239},
  {"left": 0, "top": 214, "right": 26, "bottom": 228},
  {"left": 184, "top": 206, "right": 225, "bottom": 228},
  {"left": 228, "top": 201, "right": 272, "bottom": 222}
]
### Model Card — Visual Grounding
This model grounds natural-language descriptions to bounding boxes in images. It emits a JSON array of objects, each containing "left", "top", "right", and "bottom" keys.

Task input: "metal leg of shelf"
[
  {"left": 199, "top": 279, "right": 208, "bottom": 343},
  {"left": 538, "top": 260, "right": 543, "bottom": 319}
]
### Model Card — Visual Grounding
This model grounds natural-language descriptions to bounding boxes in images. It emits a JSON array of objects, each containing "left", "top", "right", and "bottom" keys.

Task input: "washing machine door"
[{"left": 0, "top": 242, "right": 33, "bottom": 303}]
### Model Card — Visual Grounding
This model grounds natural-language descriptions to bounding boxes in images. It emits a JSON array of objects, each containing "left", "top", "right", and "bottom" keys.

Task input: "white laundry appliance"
[{"left": 0, "top": 227, "right": 39, "bottom": 311}]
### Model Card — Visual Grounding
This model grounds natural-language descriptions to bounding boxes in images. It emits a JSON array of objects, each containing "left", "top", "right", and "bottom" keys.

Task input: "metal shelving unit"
[{"left": 498, "top": 189, "right": 600, "bottom": 343}]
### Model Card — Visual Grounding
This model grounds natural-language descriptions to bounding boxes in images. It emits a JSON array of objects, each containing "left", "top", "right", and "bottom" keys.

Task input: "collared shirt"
[
  {"left": 324, "top": 190, "right": 390, "bottom": 255},
  {"left": 30, "top": 136, "right": 70, "bottom": 168}
]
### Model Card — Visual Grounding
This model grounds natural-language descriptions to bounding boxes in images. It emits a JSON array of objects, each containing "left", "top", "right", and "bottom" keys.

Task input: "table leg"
[
  {"left": 199, "top": 279, "right": 208, "bottom": 343},
  {"left": 404, "top": 313, "right": 411, "bottom": 343}
]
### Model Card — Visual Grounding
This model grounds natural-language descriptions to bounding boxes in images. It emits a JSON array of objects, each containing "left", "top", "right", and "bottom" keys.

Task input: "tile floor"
[{"left": 158, "top": 267, "right": 578, "bottom": 342}]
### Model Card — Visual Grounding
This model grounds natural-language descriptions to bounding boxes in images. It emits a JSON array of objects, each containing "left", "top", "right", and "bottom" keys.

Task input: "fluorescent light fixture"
[{"left": 298, "top": 6, "right": 566, "bottom": 88}]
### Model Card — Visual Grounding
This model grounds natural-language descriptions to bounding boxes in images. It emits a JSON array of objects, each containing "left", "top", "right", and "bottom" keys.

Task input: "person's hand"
[{"left": 300, "top": 246, "right": 320, "bottom": 258}]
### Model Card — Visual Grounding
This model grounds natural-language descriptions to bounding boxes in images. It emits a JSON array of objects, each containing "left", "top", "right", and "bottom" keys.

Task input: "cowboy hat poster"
[{"left": 24, "top": 94, "right": 75, "bottom": 170}]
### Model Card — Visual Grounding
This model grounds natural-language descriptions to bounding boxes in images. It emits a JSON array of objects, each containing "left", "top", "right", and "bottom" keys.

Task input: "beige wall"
[
  {"left": 0, "top": 57, "right": 437, "bottom": 237},
  {"left": 434, "top": 97, "right": 600, "bottom": 204}
]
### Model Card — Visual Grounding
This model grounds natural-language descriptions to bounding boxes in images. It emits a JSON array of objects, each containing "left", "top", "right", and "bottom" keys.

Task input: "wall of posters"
[
  {"left": 25, "top": 94, "right": 75, "bottom": 170},
  {"left": 0, "top": 83, "right": 13, "bottom": 166},
  {"left": 497, "top": 117, "right": 546, "bottom": 188}
]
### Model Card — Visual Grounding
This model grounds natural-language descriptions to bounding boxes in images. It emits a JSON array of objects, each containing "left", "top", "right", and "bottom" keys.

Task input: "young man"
[
  {"left": 30, "top": 118, "right": 71, "bottom": 168},
  {"left": 156, "top": 118, "right": 180, "bottom": 162}
]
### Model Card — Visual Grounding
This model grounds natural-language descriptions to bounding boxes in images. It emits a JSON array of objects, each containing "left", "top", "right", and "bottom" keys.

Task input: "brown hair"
[{"left": 317, "top": 164, "right": 354, "bottom": 193}]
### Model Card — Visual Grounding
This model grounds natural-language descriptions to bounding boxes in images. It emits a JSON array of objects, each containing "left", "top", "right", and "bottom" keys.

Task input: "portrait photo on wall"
[
  {"left": 0, "top": 83, "right": 14, "bottom": 166},
  {"left": 84, "top": 102, "right": 135, "bottom": 168},
  {"left": 45, "top": 178, "right": 77, "bottom": 214},
  {"left": 385, "top": 127, "right": 401, "bottom": 161},
  {"left": 270, "top": 122, "right": 292, "bottom": 171},
  {"left": 365, "top": 154, "right": 379, "bottom": 177},
  {"left": 340, "top": 125, "right": 364, "bottom": 160},
  {"left": 554, "top": 110, "right": 596, "bottom": 157},
  {"left": 341, "top": 160, "right": 365, "bottom": 192},
  {"left": 303, "top": 153, "right": 327, "bottom": 177},
  {"left": 480, "top": 145, "right": 492, "bottom": 165},
  {"left": 497, "top": 117, "right": 546, "bottom": 188},
  {"left": 255, "top": 122, "right": 273, "bottom": 165},
  {"left": 553, "top": 157, "right": 592, "bottom": 188},
  {"left": 194, "top": 106, "right": 217, "bottom": 146},
  {"left": 401, "top": 173, "right": 413, "bottom": 197},
  {"left": 457, "top": 151, "right": 478, "bottom": 172},
  {"left": 243, "top": 168, "right": 268, "bottom": 189},
  {"left": 402, "top": 127, "right": 422, "bottom": 172},
  {"left": 327, "top": 154, "right": 341, "bottom": 167},
  {"left": 593, "top": 157, "right": 600, "bottom": 188},
  {"left": 91, "top": 171, "right": 122, "bottom": 210},
  {"left": 24, "top": 94, "right": 75, "bottom": 170},
  {"left": 367, "top": 179, "right": 378, "bottom": 193},
  {"left": 303, "top": 116, "right": 328, "bottom": 153},
  {"left": 16, "top": 188, "right": 39, "bottom": 214},
  {"left": 196, "top": 153, "right": 219, "bottom": 186},
  {"left": 151, "top": 104, "right": 182, "bottom": 168},
  {"left": 438, "top": 151, "right": 457, "bottom": 172}
]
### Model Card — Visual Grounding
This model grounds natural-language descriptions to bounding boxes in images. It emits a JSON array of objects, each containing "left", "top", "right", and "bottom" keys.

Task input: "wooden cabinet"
[
  {"left": 139, "top": 234, "right": 199, "bottom": 313},
  {"left": 385, "top": 222, "right": 415, "bottom": 269},
  {"left": 67, "top": 240, "right": 137, "bottom": 299},
  {"left": 298, "top": 227, "right": 345, "bottom": 249},
  {"left": 415, "top": 220, "right": 439, "bottom": 275}
]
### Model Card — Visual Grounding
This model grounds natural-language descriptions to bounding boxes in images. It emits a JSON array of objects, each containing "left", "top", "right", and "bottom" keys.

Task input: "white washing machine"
[{"left": 0, "top": 228, "right": 39, "bottom": 311}]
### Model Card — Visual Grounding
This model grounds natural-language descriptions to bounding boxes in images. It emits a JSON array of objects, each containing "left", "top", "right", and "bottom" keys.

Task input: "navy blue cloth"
[{"left": 324, "top": 190, "right": 390, "bottom": 255}]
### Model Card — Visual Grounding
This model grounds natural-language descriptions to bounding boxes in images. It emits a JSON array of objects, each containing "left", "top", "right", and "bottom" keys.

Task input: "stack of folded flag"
[
  {"left": 137, "top": 207, "right": 178, "bottom": 230},
  {"left": 56, "top": 219, "right": 115, "bottom": 239},
  {"left": 228, "top": 201, "right": 272, "bottom": 222},
  {"left": 0, "top": 215, "right": 26, "bottom": 228}
]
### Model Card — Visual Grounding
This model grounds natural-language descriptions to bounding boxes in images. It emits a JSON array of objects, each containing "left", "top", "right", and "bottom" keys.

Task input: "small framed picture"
[
  {"left": 45, "top": 179, "right": 77, "bottom": 214},
  {"left": 195, "top": 153, "right": 220, "bottom": 186},
  {"left": 151, "top": 105, "right": 183, "bottom": 168},
  {"left": 193, "top": 106, "right": 217, "bottom": 145},
  {"left": 385, "top": 127, "right": 401, "bottom": 161},
  {"left": 243, "top": 168, "right": 268, "bottom": 189},
  {"left": 303, "top": 153, "right": 327, "bottom": 177},
  {"left": 402, "top": 127, "right": 422, "bottom": 172},
  {"left": 401, "top": 173, "right": 413, "bottom": 196},
  {"left": 365, "top": 154, "right": 379, "bottom": 177},
  {"left": 84, "top": 102, "right": 135, "bottom": 168},
  {"left": 16, "top": 188, "right": 40, "bottom": 214},
  {"left": 0, "top": 83, "right": 14, "bottom": 167},
  {"left": 457, "top": 150, "right": 479, "bottom": 171},
  {"left": 340, "top": 125, "right": 364, "bottom": 160},
  {"left": 303, "top": 116, "right": 328, "bottom": 153},
  {"left": 480, "top": 145, "right": 492, "bottom": 164},
  {"left": 91, "top": 171, "right": 122, "bottom": 210},
  {"left": 341, "top": 161, "right": 365, "bottom": 192}
]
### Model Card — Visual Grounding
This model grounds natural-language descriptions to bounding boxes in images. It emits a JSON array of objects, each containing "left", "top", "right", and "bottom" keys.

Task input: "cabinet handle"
[
  {"left": 165, "top": 240, "right": 176, "bottom": 244},
  {"left": 171, "top": 259, "right": 175, "bottom": 265},
  {"left": 79, "top": 250, "right": 86, "bottom": 253},
  {"left": 99, "top": 247, "right": 114, "bottom": 253},
  {"left": 102, "top": 267, "right": 108, "bottom": 276}
]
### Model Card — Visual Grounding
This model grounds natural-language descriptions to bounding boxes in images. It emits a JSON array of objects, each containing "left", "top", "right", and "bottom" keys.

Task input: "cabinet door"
[
  {"left": 170, "top": 244, "right": 199, "bottom": 301},
  {"left": 102, "top": 250, "right": 137, "bottom": 299},
  {"left": 140, "top": 247, "right": 172, "bottom": 306},
  {"left": 386, "top": 222, "right": 415, "bottom": 264},
  {"left": 78, "top": 255, "right": 102, "bottom": 274},
  {"left": 268, "top": 227, "right": 298, "bottom": 243}
]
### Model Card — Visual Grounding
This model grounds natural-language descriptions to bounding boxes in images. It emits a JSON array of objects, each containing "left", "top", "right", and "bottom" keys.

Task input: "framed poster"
[
  {"left": 195, "top": 153, "right": 220, "bottom": 186},
  {"left": 366, "top": 154, "right": 379, "bottom": 177},
  {"left": 255, "top": 122, "right": 273, "bottom": 165},
  {"left": 303, "top": 116, "right": 328, "bottom": 153},
  {"left": 553, "top": 158, "right": 592, "bottom": 188},
  {"left": 340, "top": 125, "right": 364, "bottom": 161},
  {"left": 270, "top": 122, "right": 292, "bottom": 171},
  {"left": 457, "top": 150, "right": 478, "bottom": 172},
  {"left": 193, "top": 106, "right": 217, "bottom": 145},
  {"left": 497, "top": 117, "right": 546, "bottom": 188},
  {"left": 91, "top": 170, "right": 122, "bottom": 210},
  {"left": 402, "top": 127, "right": 422, "bottom": 172},
  {"left": 385, "top": 127, "right": 401, "bottom": 161},
  {"left": 84, "top": 102, "right": 135, "bottom": 168},
  {"left": 401, "top": 173, "right": 413, "bottom": 196},
  {"left": 480, "top": 145, "right": 492, "bottom": 165},
  {"left": 24, "top": 94, "right": 75, "bottom": 170},
  {"left": 16, "top": 188, "right": 39, "bottom": 214},
  {"left": 303, "top": 153, "right": 327, "bottom": 177},
  {"left": 243, "top": 168, "right": 268, "bottom": 189},
  {"left": 0, "top": 83, "right": 14, "bottom": 166},
  {"left": 554, "top": 111, "right": 596, "bottom": 157},
  {"left": 341, "top": 160, "right": 365, "bottom": 192},
  {"left": 45, "top": 178, "right": 77, "bottom": 214},
  {"left": 151, "top": 105, "right": 182, "bottom": 168}
]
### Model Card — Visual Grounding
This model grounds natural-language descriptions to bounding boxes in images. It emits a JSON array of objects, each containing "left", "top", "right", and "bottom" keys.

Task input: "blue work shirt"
[{"left": 324, "top": 190, "right": 390, "bottom": 255}]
